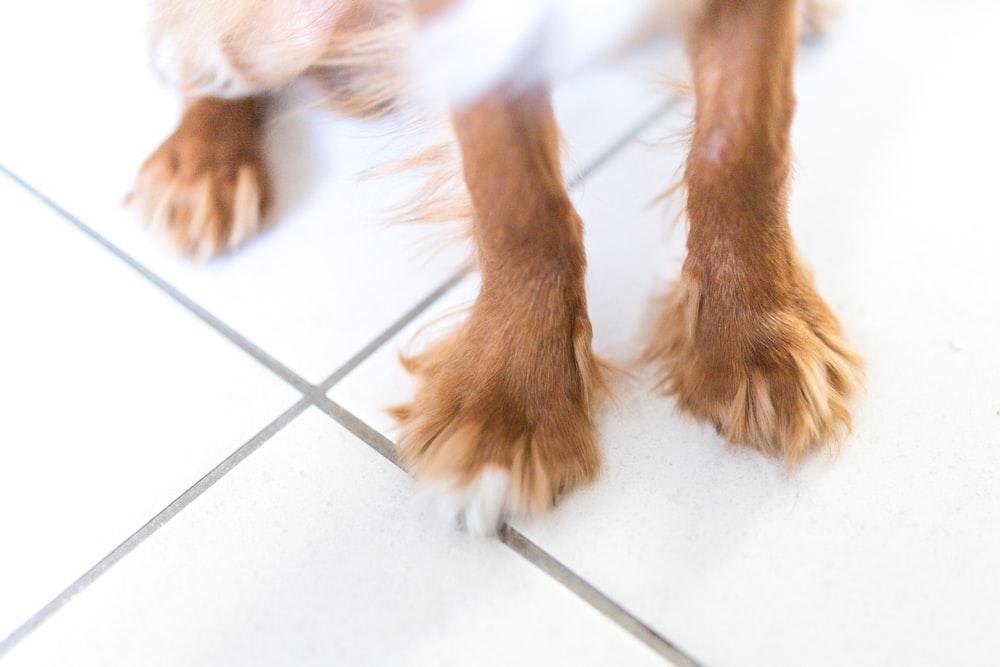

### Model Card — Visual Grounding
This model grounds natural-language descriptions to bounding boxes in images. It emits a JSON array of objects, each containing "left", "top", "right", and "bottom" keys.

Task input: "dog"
[{"left": 131, "top": 0, "right": 863, "bottom": 535}]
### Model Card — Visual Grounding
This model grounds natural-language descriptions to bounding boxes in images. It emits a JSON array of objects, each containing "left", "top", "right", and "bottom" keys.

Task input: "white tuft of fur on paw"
[
  {"left": 422, "top": 466, "right": 518, "bottom": 537},
  {"left": 150, "top": 20, "right": 257, "bottom": 98}
]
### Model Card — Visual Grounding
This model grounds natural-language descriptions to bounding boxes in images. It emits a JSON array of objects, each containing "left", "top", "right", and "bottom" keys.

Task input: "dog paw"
[
  {"left": 391, "top": 311, "right": 607, "bottom": 535},
  {"left": 645, "top": 265, "right": 863, "bottom": 463},
  {"left": 129, "top": 98, "right": 270, "bottom": 260}
]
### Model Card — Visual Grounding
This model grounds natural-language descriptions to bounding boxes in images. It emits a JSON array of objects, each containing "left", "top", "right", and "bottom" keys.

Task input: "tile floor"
[{"left": 2, "top": 1, "right": 999, "bottom": 665}]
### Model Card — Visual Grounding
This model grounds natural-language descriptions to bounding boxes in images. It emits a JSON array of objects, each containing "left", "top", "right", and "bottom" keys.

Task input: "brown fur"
[
  {"left": 644, "top": 0, "right": 862, "bottom": 461},
  {"left": 391, "top": 84, "right": 611, "bottom": 515},
  {"left": 134, "top": 0, "right": 862, "bottom": 528},
  {"left": 133, "top": 0, "right": 414, "bottom": 258},
  {"left": 131, "top": 96, "right": 270, "bottom": 260}
]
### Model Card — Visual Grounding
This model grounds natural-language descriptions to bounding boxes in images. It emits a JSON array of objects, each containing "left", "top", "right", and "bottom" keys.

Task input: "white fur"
[
  {"left": 149, "top": 0, "right": 702, "bottom": 101},
  {"left": 151, "top": 22, "right": 256, "bottom": 97},
  {"left": 412, "top": 0, "right": 701, "bottom": 106},
  {"left": 423, "top": 467, "right": 517, "bottom": 536},
  {"left": 148, "top": 0, "right": 349, "bottom": 96}
]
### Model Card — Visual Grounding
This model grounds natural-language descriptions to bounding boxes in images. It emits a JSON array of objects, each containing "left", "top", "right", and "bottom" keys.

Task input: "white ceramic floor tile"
[
  {"left": 0, "top": 1, "right": 679, "bottom": 384},
  {"left": 331, "top": 2, "right": 1000, "bottom": 665},
  {"left": 3, "top": 409, "right": 665, "bottom": 667},
  {"left": 0, "top": 175, "right": 297, "bottom": 641}
]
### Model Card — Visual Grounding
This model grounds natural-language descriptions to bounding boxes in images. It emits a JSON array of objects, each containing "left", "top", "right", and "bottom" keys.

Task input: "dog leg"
[
  {"left": 131, "top": 96, "right": 270, "bottom": 260},
  {"left": 392, "top": 83, "right": 606, "bottom": 534},
  {"left": 645, "top": 0, "right": 862, "bottom": 462}
]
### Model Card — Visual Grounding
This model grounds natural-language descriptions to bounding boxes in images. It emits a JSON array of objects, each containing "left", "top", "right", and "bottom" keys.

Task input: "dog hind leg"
[{"left": 130, "top": 96, "right": 270, "bottom": 260}]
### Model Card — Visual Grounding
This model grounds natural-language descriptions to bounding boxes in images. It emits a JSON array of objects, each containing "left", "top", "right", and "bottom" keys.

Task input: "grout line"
[
  {"left": 498, "top": 525, "right": 706, "bottom": 667},
  {"left": 566, "top": 95, "right": 682, "bottom": 192},
  {"left": 0, "top": 165, "right": 315, "bottom": 397},
  {"left": 0, "top": 398, "right": 311, "bottom": 659},
  {"left": 318, "top": 266, "right": 471, "bottom": 392},
  {"left": 307, "top": 399, "right": 703, "bottom": 667},
  {"left": 313, "top": 396, "right": 398, "bottom": 466}
]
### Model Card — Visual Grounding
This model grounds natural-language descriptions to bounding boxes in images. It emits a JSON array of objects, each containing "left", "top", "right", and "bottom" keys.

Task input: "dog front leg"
[
  {"left": 646, "top": 0, "right": 863, "bottom": 461},
  {"left": 393, "top": 83, "right": 606, "bottom": 534}
]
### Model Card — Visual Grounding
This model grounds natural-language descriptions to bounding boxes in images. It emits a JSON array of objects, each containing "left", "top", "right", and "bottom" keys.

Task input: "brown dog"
[{"left": 132, "top": 0, "right": 863, "bottom": 534}]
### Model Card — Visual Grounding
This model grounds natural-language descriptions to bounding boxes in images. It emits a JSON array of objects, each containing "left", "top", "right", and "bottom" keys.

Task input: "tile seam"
[
  {"left": 312, "top": 398, "right": 703, "bottom": 667},
  {"left": 0, "top": 165, "right": 314, "bottom": 398},
  {"left": 566, "top": 95, "right": 683, "bottom": 191},
  {"left": 498, "top": 525, "right": 705, "bottom": 667},
  {"left": 318, "top": 266, "right": 471, "bottom": 392},
  {"left": 0, "top": 397, "right": 311, "bottom": 658}
]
